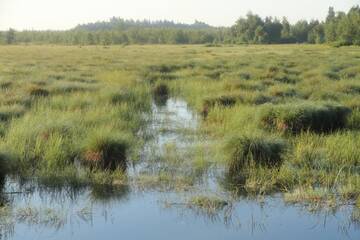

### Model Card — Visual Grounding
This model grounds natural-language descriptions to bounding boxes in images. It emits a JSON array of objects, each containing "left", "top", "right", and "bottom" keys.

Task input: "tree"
[
  {"left": 87, "top": 33, "right": 95, "bottom": 45},
  {"left": 341, "top": 6, "right": 360, "bottom": 45},
  {"left": 264, "top": 17, "right": 282, "bottom": 43},
  {"left": 232, "top": 12, "right": 264, "bottom": 43},
  {"left": 173, "top": 30, "right": 189, "bottom": 44},
  {"left": 308, "top": 24, "right": 325, "bottom": 43},
  {"left": 3, "top": 5, "right": 360, "bottom": 46},
  {"left": 102, "top": 31, "right": 112, "bottom": 45},
  {"left": 255, "top": 26, "right": 268, "bottom": 43},
  {"left": 280, "top": 17, "right": 293, "bottom": 42},
  {"left": 326, "top": 7, "right": 336, "bottom": 23},
  {"left": 291, "top": 20, "right": 310, "bottom": 43},
  {"left": 6, "top": 28, "right": 16, "bottom": 44}
]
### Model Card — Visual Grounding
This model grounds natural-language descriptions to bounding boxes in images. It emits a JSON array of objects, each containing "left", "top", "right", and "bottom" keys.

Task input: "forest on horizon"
[{"left": 1, "top": 6, "right": 360, "bottom": 46}]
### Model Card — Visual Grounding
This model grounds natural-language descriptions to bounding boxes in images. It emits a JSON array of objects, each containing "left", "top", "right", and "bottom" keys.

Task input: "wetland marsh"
[{"left": 0, "top": 45, "right": 359, "bottom": 239}]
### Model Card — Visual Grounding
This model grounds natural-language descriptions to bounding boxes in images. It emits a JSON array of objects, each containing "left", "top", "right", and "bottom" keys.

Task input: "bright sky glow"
[{"left": 0, "top": 0, "right": 359, "bottom": 30}]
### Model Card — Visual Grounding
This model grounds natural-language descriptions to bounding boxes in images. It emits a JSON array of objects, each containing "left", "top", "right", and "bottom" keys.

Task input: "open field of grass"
[{"left": 0, "top": 44, "right": 359, "bottom": 208}]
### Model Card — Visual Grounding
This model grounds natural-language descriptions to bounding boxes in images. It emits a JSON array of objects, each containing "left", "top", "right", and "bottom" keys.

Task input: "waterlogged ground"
[{"left": 0, "top": 98, "right": 359, "bottom": 240}]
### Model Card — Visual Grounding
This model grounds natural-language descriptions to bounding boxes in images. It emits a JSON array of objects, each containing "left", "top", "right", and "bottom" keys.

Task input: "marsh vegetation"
[{"left": 0, "top": 44, "right": 359, "bottom": 239}]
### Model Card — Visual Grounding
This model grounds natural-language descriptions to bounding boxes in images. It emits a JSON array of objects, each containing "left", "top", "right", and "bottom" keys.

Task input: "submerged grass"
[
  {"left": 188, "top": 195, "right": 229, "bottom": 214},
  {"left": 284, "top": 187, "right": 337, "bottom": 209}
]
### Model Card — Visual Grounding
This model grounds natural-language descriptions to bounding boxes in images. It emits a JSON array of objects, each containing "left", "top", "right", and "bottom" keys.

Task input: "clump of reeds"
[
  {"left": 201, "top": 95, "right": 238, "bottom": 118},
  {"left": 28, "top": 86, "right": 49, "bottom": 97},
  {"left": 188, "top": 195, "right": 228, "bottom": 213},
  {"left": 0, "top": 81, "right": 12, "bottom": 89},
  {"left": 259, "top": 102, "right": 351, "bottom": 134},
  {"left": 225, "top": 134, "right": 286, "bottom": 176},
  {"left": 81, "top": 130, "right": 129, "bottom": 171},
  {"left": 0, "top": 105, "right": 25, "bottom": 122}
]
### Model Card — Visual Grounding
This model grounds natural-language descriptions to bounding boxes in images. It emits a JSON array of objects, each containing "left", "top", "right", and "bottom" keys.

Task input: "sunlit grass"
[{"left": 0, "top": 44, "right": 359, "bottom": 207}]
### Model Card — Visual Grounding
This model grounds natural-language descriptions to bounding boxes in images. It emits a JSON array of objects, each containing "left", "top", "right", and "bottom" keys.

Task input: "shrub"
[
  {"left": 259, "top": 103, "right": 351, "bottom": 133},
  {"left": 225, "top": 134, "right": 286, "bottom": 175},
  {"left": 81, "top": 130, "right": 129, "bottom": 170}
]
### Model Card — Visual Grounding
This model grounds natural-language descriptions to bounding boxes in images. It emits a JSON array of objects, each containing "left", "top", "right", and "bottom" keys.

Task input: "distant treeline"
[{"left": 1, "top": 6, "right": 360, "bottom": 46}]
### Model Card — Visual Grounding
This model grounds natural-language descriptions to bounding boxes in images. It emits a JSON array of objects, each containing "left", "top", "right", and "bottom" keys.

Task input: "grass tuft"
[
  {"left": 0, "top": 105, "right": 25, "bottom": 121},
  {"left": 81, "top": 129, "right": 129, "bottom": 170},
  {"left": 188, "top": 195, "right": 228, "bottom": 213},
  {"left": 28, "top": 86, "right": 49, "bottom": 97},
  {"left": 259, "top": 103, "right": 351, "bottom": 134},
  {"left": 225, "top": 134, "right": 286, "bottom": 175}
]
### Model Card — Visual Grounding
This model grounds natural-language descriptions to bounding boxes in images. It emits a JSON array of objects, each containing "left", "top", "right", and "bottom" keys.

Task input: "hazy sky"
[{"left": 0, "top": 0, "right": 359, "bottom": 30}]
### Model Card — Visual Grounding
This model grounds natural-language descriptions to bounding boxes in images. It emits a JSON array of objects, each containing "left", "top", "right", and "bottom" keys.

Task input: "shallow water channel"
[{"left": 1, "top": 98, "right": 359, "bottom": 240}]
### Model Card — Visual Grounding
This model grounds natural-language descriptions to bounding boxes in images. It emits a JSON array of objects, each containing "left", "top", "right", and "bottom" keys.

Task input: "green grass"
[
  {"left": 81, "top": 128, "right": 130, "bottom": 170},
  {"left": 188, "top": 195, "right": 229, "bottom": 214},
  {"left": 225, "top": 134, "right": 286, "bottom": 173},
  {"left": 0, "top": 44, "right": 359, "bottom": 207},
  {"left": 259, "top": 102, "right": 351, "bottom": 134},
  {"left": 284, "top": 187, "right": 336, "bottom": 209}
]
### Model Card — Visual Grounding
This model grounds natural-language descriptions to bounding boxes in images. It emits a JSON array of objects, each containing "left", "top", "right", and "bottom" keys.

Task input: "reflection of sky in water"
[
  {"left": 151, "top": 98, "right": 198, "bottom": 147},
  {"left": 5, "top": 185, "right": 360, "bottom": 240},
  {"left": 131, "top": 98, "right": 200, "bottom": 175},
  {"left": 1, "top": 98, "right": 359, "bottom": 240}
]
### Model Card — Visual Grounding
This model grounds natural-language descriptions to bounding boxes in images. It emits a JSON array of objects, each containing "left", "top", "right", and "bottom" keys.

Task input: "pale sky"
[{"left": 0, "top": 0, "right": 359, "bottom": 30}]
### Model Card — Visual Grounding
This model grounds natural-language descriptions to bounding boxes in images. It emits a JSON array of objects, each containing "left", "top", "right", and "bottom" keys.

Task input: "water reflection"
[
  {"left": 133, "top": 97, "right": 199, "bottom": 176},
  {"left": 90, "top": 184, "right": 129, "bottom": 204},
  {"left": 0, "top": 184, "right": 358, "bottom": 240}
]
